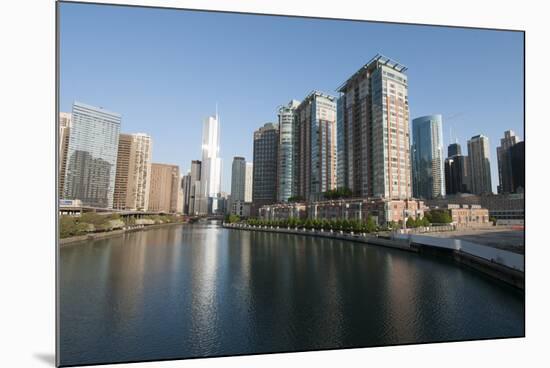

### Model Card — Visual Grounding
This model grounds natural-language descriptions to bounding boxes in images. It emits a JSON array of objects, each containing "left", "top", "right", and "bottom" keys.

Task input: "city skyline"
[{"left": 59, "top": 3, "right": 524, "bottom": 193}]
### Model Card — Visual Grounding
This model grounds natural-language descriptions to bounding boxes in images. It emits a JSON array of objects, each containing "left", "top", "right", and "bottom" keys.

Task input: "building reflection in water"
[{"left": 59, "top": 222, "right": 524, "bottom": 366}]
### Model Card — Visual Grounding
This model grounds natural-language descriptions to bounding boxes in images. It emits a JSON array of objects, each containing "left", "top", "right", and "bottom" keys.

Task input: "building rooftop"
[
  {"left": 302, "top": 90, "right": 336, "bottom": 103},
  {"left": 337, "top": 54, "right": 408, "bottom": 92}
]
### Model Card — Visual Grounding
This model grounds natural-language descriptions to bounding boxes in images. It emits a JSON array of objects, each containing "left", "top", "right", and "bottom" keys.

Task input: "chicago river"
[{"left": 59, "top": 222, "right": 524, "bottom": 366}]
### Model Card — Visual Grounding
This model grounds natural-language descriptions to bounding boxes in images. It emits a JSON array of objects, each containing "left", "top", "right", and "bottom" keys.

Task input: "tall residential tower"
[
  {"left": 497, "top": 130, "right": 520, "bottom": 194},
  {"left": 63, "top": 102, "right": 121, "bottom": 208},
  {"left": 252, "top": 123, "right": 279, "bottom": 215},
  {"left": 113, "top": 133, "right": 152, "bottom": 211},
  {"left": 467, "top": 134, "right": 493, "bottom": 195},
  {"left": 277, "top": 100, "right": 300, "bottom": 202},
  {"left": 294, "top": 91, "right": 337, "bottom": 201},
  {"left": 148, "top": 163, "right": 181, "bottom": 213},
  {"left": 337, "top": 54, "right": 412, "bottom": 199},
  {"left": 58, "top": 112, "right": 72, "bottom": 199}
]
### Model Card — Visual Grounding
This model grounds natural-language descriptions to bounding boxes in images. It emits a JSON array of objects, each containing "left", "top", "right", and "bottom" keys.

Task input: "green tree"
[
  {"left": 420, "top": 216, "right": 430, "bottom": 227},
  {"left": 427, "top": 209, "right": 452, "bottom": 224},
  {"left": 366, "top": 216, "right": 377, "bottom": 233}
]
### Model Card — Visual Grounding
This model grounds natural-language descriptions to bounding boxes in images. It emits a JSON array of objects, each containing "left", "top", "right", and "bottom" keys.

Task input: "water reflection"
[{"left": 60, "top": 223, "right": 524, "bottom": 366}]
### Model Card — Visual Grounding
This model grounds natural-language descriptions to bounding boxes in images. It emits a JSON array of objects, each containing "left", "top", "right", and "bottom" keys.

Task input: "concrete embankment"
[
  {"left": 410, "top": 242, "right": 524, "bottom": 290},
  {"left": 223, "top": 223, "right": 416, "bottom": 253},
  {"left": 59, "top": 222, "right": 186, "bottom": 246},
  {"left": 224, "top": 223, "right": 524, "bottom": 290}
]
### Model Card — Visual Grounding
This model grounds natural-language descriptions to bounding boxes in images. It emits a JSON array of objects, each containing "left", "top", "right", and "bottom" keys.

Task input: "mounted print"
[{"left": 57, "top": 1, "right": 525, "bottom": 366}]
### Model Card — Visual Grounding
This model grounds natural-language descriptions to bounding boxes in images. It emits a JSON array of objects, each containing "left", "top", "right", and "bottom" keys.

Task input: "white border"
[{"left": 2, "top": 0, "right": 548, "bottom": 367}]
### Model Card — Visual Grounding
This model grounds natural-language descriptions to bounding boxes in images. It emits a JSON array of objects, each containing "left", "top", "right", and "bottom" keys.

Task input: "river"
[{"left": 59, "top": 221, "right": 524, "bottom": 366}]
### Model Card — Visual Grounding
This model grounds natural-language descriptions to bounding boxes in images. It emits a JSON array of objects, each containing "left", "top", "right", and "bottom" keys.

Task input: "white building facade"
[{"left": 198, "top": 114, "right": 222, "bottom": 214}]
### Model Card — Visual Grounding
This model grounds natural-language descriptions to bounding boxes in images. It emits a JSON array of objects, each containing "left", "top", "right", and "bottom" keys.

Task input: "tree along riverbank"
[{"left": 59, "top": 213, "right": 186, "bottom": 246}]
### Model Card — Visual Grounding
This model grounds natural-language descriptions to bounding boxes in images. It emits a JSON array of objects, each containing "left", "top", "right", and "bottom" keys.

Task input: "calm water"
[{"left": 59, "top": 222, "right": 524, "bottom": 366}]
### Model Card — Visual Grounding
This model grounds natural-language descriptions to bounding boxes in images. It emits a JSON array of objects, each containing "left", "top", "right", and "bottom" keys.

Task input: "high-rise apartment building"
[
  {"left": 411, "top": 115, "right": 445, "bottom": 199},
  {"left": 148, "top": 163, "right": 181, "bottom": 213},
  {"left": 510, "top": 141, "right": 525, "bottom": 192},
  {"left": 198, "top": 114, "right": 222, "bottom": 215},
  {"left": 294, "top": 91, "right": 337, "bottom": 201},
  {"left": 467, "top": 134, "right": 493, "bottom": 195},
  {"left": 63, "top": 102, "right": 121, "bottom": 208},
  {"left": 337, "top": 54, "right": 411, "bottom": 199},
  {"left": 113, "top": 133, "right": 152, "bottom": 211},
  {"left": 252, "top": 122, "right": 279, "bottom": 215},
  {"left": 230, "top": 156, "right": 247, "bottom": 213},
  {"left": 188, "top": 160, "right": 202, "bottom": 215},
  {"left": 245, "top": 162, "right": 253, "bottom": 203},
  {"left": 181, "top": 172, "right": 192, "bottom": 215},
  {"left": 497, "top": 130, "right": 520, "bottom": 194},
  {"left": 59, "top": 112, "right": 72, "bottom": 199},
  {"left": 277, "top": 100, "right": 301, "bottom": 202},
  {"left": 176, "top": 175, "right": 184, "bottom": 214}
]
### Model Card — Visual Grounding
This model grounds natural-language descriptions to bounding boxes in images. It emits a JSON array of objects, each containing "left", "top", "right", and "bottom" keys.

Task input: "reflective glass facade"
[
  {"left": 63, "top": 102, "right": 121, "bottom": 208},
  {"left": 411, "top": 114, "right": 445, "bottom": 199}
]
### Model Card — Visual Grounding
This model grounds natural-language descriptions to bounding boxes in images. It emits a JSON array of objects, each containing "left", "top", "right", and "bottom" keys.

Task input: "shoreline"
[
  {"left": 223, "top": 223, "right": 524, "bottom": 290},
  {"left": 59, "top": 221, "right": 186, "bottom": 246}
]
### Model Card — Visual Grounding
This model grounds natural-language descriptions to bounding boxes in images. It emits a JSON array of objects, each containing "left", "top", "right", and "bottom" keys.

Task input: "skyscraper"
[
  {"left": 188, "top": 160, "right": 201, "bottom": 215},
  {"left": 198, "top": 114, "right": 222, "bottom": 215},
  {"left": 58, "top": 112, "right": 72, "bottom": 199},
  {"left": 277, "top": 100, "right": 300, "bottom": 202},
  {"left": 181, "top": 172, "right": 192, "bottom": 215},
  {"left": 497, "top": 130, "right": 520, "bottom": 194},
  {"left": 467, "top": 134, "right": 493, "bottom": 195},
  {"left": 64, "top": 102, "right": 121, "bottom": 208},
  {"left": 510, "top": 141, "right": 525, "bottom": 192},
  {"left": 113, "top": 133, "right": 152, "bottom": 211},
  {"left": 445, "top": 154, "right": 470, "bottom": 194},
  {"left": 245, "top": 162, "right": 253, "bottom": 203},
  {"left": 337, "top": 54, "right": 411, "bottom": 199},
  {"left": 230, "top": 157, "right": 247, "bottom": 212},
  {"left": 294, "top": 91, "right": 337, "bottom": 201},
  {"left": 252, "top": 123, "right": 279, "bottom": 215},
  {"left": 448, "top": 143, "right": 462, "bottom": 157},
  {"left": 148, "top": 163, "right": 181, "bottom": 213},
  {"left": 411, "top": 115, "right": 445, "bottom": 199}
]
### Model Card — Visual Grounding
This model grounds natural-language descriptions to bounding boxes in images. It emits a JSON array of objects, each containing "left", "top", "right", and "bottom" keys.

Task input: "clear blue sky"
[{"left": 59, "top": 2, "right": 524, "bottom": 193}]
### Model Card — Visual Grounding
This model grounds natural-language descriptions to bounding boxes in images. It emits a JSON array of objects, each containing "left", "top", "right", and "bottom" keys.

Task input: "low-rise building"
[
  {"left": 231, "top": 200, "right": 252, "bottom": 218},
  {"left": 445, "top": 204, "right": 490, "bottom": 227},
  {"left": 259, "top": 198, "right": 426, "bottom": 225},
  {"left": 426, "top": 193, "right": 524, "bottom": 224},
  {"left": 259, "top": 202, "right": 307, "bottom": 221}
]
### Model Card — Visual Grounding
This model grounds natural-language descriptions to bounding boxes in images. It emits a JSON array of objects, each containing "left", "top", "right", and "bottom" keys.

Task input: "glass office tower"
[
  {"left": 411, "top": 114, "right": 445, "bottom": 199},
  {"left": 63, "top": 102, "right": 121, "bottom": 208}
]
